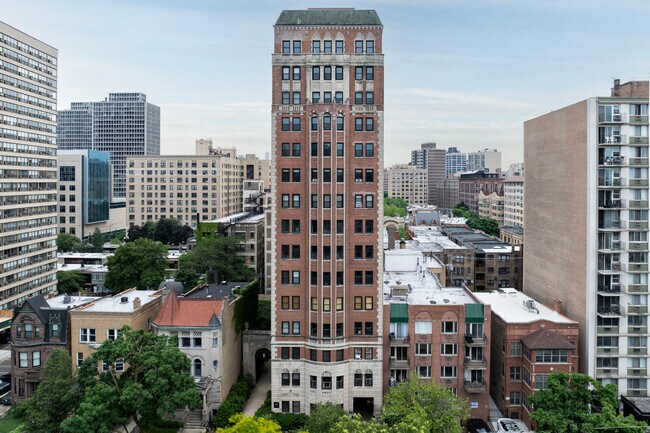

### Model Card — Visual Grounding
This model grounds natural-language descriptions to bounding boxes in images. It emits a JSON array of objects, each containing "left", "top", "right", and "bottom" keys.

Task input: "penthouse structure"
[
  {"left": 0, "top": 22, "right": 58, "bottom": 310},
  {"left": 525, "top": 79, "right": 650, "bottom": 399},
  {"left": 271, "top": 8, "right": 384, "bottom": 417}
]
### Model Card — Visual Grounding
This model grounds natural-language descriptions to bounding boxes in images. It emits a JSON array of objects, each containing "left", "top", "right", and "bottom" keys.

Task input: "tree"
[
  {"left": 105, "top": 238, "right": 168, "bottom": 292},
  {"left": 153, "top": 217, "right": 194, "bottom": 245},
  {"left": 384, "top": 204, "right": 407, "bottom": 218},
  {"left": 57, "top": 233, "right": 82, "bottom": 252},
  {"left": 57, "top": 270, "right": 86, "bottom": 294},
  {"left": 530, "top": 372, "right": 647, "bottom": 433},
  {"left": 304, "top": 402, "right": 346, "bottom": 433},
  {"left": 62, "top": 327, "right": 201, "bottom": 433},
  {"left": 89, "top": 228, "right": 105, "bottom": 252},
  {"left": 331, "top": 414, "right": 389, "bottom": 433},
  {"left": 216, "top": 414, "right": 281, "bottom": 433},
  {"left": 21, "top": 350, "right": 80, "bottom": 433},
  {"left": 381, "top": 374, "right": 469, "bottom": 433},
  {"left": 176, "top": 237, "right": 255, "bottom": 289}
]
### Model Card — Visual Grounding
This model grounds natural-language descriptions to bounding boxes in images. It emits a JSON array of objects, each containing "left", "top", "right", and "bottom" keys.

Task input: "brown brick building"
[
  {"left": 270, "top": 9, "right": 384, "bottom": 417},
  {"left": 474, "top": 290, "right": 579, "bottom": 429},
  {"left": 458, "top": 170, "right": 502, "bottom": 213}
]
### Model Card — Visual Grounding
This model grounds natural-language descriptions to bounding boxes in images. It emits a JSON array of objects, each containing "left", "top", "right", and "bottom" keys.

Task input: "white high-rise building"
[
  {"left": 0, "top": 22, "right": 58, "bottom": 309},
  {"left": 467, "top": 148, "right": 501, "bottom": 173}
]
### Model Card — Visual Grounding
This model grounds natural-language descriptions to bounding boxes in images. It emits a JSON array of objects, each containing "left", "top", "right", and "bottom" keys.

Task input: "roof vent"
[
  {"left": 63, "top": 295, "right": 71, "bottom": 304},
  {"left": 120, "top": 297, "right": 129, "bottom": 303}
]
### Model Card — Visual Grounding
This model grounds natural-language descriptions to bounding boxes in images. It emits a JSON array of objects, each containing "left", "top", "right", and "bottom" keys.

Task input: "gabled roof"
[
  {"left": 154, "top": 290, "right": 224, "bottom": 328},
  {"left": 521, "top": 328, "right": 576, "bottom": 350},
  {"left": 276, "top": 9, "right": 382, "bottom": 26},
  {"left": 14, "top": 295, "right": 49, "bottom": 323}
]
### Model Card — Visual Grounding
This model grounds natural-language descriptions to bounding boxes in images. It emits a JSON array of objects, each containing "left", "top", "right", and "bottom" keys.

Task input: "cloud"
[{"left": 400, "top": 88, "right": 533, "bottom": 109}]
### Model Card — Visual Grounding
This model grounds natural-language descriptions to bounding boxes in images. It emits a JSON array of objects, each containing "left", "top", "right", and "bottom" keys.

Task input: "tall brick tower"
[{"left": 270, "top": 9, "right": 384, "bottom": 417}]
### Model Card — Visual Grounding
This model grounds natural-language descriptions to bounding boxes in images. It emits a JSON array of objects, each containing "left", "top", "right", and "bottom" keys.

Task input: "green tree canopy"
[
  {"left": 57, "top": 270, "right": 86, "bottom": 294},
  {"left": 175, "top": 236, "right": 255, "bottom": 289},
  {"left": 530, "top": 372, "right": 647, "bottom": 433},
  {"left": 381, "top": 374, "right": 469, "bottom": 433},
  {"left": 127, "top": 219, "right": 193, "bottom": 245},
  {"left": 384, "top": 204, "right": 407, "bottom": 218},
  {"left": 88, "top": 228, "right": 105, "bottom": 253},
  {"left": 62, "top": 327, "right": 201, "bottom": 433},
  {"left": 21, "top": 349, "right": 80, "bottom": 433},
  {"left": 304, "top": 402, "right": 346, "bottom": 433},
  {"left": 105, "top": 238, "right": 168, "bottom": 292},
  {"left": 57, "top": 233, "right": 83, "bottom": 252},
  {"left": 217, "top": 414, "right": 281, "bottom": 433},
  {"left": 451, "top": 203, "right": 500, "bottom": 237}
]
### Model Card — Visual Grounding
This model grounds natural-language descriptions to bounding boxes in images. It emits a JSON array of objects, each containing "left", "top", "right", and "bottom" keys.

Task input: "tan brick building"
[
  {"left": 474, "top": 290, "right": 579, "bottom": 429},
  {"left": 270, "top": 9, "right": 384, "bottom": 417},
  {"left": 386, "top": 163, "right": 427, "bottom": 205},
  {"left": 478, "top": 190, "right": 505, "bottom": 225}
]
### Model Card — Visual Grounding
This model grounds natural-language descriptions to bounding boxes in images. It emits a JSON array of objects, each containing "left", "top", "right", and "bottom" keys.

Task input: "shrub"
[{"left": 212, "top": 375, "right": 254, "bottom": 429}]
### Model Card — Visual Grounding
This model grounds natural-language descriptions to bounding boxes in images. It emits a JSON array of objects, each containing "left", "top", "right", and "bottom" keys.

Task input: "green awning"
[
  {"left": 0, "top": 318, "right": 11, "bottom": 331},
  {"left": 465, "top": 304, "right": 484, "bottom": 323},
  {"left": 390, "top": 303, "right": 409, "bottom": 323}
]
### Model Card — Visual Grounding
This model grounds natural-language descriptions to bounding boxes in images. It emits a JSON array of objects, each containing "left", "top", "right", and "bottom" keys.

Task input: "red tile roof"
[
  {"left": 154, "top": 290, "right": 224, "bottom": 327},
  {"left": 521, "top": 328, "right": 576, "bottom": 350}
]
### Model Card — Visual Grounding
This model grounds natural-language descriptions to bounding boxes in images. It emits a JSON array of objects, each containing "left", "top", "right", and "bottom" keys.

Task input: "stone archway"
[
  {"left": 384, "top": 217, "right": 399, "bottom": 250},
  {"left": 242, "top": 330, "right": 271, "bottom": 385}
]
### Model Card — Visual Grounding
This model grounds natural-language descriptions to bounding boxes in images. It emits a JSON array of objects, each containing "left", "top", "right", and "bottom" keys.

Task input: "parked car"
[
  {"left": 0, "top": 374, "right": 10, "bottom": 383},
  {"left": 1, "top": 395, "right": 10, "bottom": 406},
  {"left": 0, "top": 381, "right": 10, "bottom": 395}
]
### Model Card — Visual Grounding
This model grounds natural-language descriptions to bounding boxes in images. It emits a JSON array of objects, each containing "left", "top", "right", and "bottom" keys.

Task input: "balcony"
[
  {"left": 599, "top": 156, "right": 625, "bottom": 165},
  {"left": 629, "top": 136, "right": 649, "bottom": 145},
  {"left": 464, "top": 357, "right": 487, "bottom": 369},
  {"left": 389, "top": 333, "right": 410, "bottom": 345},
  {"left": 629, "top": 157, "right": 649, "bottom": 167},
  {"left": 629, "top": 178, "right": 649, "bottom": 187},
  {"left": 597, "top": 347, "right": 618, "bottom": 355},
  {"left": 628, "top": 326, "right": 647, "bottom": 334},
  {"left": 597, "top": 305, "right": 625, "bottom": 316},
  {"left": 627, "top": 284, "right": 648, "bottom": 293},
  {"left": 464, "top": 380, "right": 487, "bottom": 393},
  {"left": 628, "top": 368, "right": 648, "bottom": 377},
  {"left": 628, "top": 115, "right": 649, "bottom": 125},
  {"left": 598, "top": 200, "right": 623, "bottom": 209},
  {"left": 596, "top": 367, "right": 618, "bottom": 377},
  {"left": 628, "top": 200, "right": 649, "bottom": 209},
  {"left": 465, "top": 334, "right": 488, "bottom": 347},
  {"left": 598, "top": 284, "right": 621, "bottom": 294},
  {"left": 627, "top": 305, "right": 648, "bottom": 315},
  {"left": 627, "top": 242, "right": 648, "bottom": 252},
  {"left": 596, "top": 325, "right": 619, "bottom": 334},
  {"left": 389, "top": 356, "right": 409, "bottom": 369},
  {"left": 628, "top": 347, "right": 648, "bottom": 356},
  {"left": 626, "top": 263, "right": 648, "bottom": 273}
]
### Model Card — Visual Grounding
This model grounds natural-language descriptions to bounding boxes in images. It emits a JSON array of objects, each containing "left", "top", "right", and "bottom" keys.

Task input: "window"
[
  {"left": 80, "top": 328, "right": 96, "bottom": 343},
  {"left": 355, "top": 40, "right": 363, "bottom": 53},
  {"left": 282, "top": 40, "right": 290, "bottom": 54},
  {"left": 355, "top": 66, "right": 363, "bottom": 80},
  {"left": 107, "top": 329, "right": 118, "bottom": 341},
  {"left": 355, "top": 143, "right": 363, "bottom": 157},
  {"left": 365, "top": 169, "right": 374, "bottom": 182},
  {"left": 441, "top": 343, "right": 458, "bottom": 355},
  {"left": 281, "top": 66, "right": 290, "bottom": 80},
  {"left": 310, "top": 375, "right": 317, "bottom": 389},
  {"left": 354, "top": 322, "right": 363, "bottom": 336},
  {"left": 335, "top": 66, "right": 343, "bottom": 80},
  {"left": 292, "top": 194, "right": 300, "bottom": 208},
  {"left": 336, "top": 116, "right": 344, "bottom": 130},
  {"left": 441, "top": 321, "right": 458, "bottom": 334},
  {"left": 337, "top": 375, "right": 344, "bottom": 389},
  {"left": 322, "top": 350, "right": 331, "bottom": 361},
  {"left": 293, "top": 40, "right": 301, "bottom": 54},
  {"left": 535, "top": 349, "right": 569, "bottom": 363},
  {"left": 355, "top": 118, "right": 363, "bottom": 131},
  {"left": 282, "top": 91, "right": 290, "bottom": 105},
  {"left": 292, "top": 168, "right": 301, "bottom": 182},
  {"left": 281, "top": 169, "right": 290, "bottom": 182},
  {"left": 510, "top": 367, "right": 522, "bottom": 380},
  {"left": 534, "top": 374, "right": 550, "bottom": 390},
  {"left": 365, "top": 143, "right": 374, "bottom": 156},
  {"left": 336, "top": 194, "right": 344, "bottom": 208},
  {"left": 415, "top": 343, "right": 432, "bottom": 355},
  {"left": 292, "top": 117, "right": 301, "bottom": 131},
  {"left": 323, "top": 116, "right": 331, "bottom": 130},
  {"left": 322, "top": 376, "right": 332, "bottom": 390},
  {"left": 510, "top": 391, "right": 521, "bottom": 405},
  {"left": 292, "top": 347, "right": 300, "bottom": 359},
  {"left": 365, "top": 194, "right": 374, "bottom": 208},
  {"left": 418, "top": 366, "right": 432, "bottom": 378},
  {"left": 311, "top": 116, "right": 318, "bottom": 131},
  {"left": 337, "top": 297, "right": 343, "bottom": 311},
  {"left": 293, "top": 66, "right": 301, "bottom": 80},
  {"left": 312, "top": 40, "right": 320, "bottom": 54},
  {"left": 365, "top": 118, "right": 374, "bottom": 131},
  {"left": 415, "top": 321, "right": 432, "bottom": 334},
  {"left": 292, "top": 143, "right": 301, "bottom": 156},
  {"left": 292, "top": 271, "right": 300, "bottom": 284},
  {"left": 441, "top": 366, "right": 457, "bottom": 378},
  {"left": 281, "top": 401, "right": 290, "bottom": 413},
  {"left": 281, "top": 117, "right": 290, "bottom": 131},
  {"left": 282, "top": 372, "right": 290, "bottom": 386},
  {"left": 510, "top": 342, "right": 522, "bottom": 356},
  {"left": 336, "top": 40, "right": 344, "bottom": 53},
  {"left": 292, "top": 91, "right": 301, "bottom": 105},
  {"left": 365, "top": 373, "right": 373, "bottom": 386},
  {"left": 366, "top": 91, "right": 374, "bottom": 104},
  {"left": 324, "top": 40, "right": 332, "bottom": 53},
  {"left": 281, "top": 194, "right": 290, "bottom": 208},
  {"left": 323, "top": 91, "right": 332, "bottom": 103},
  {"left": 366, "top": 66, "right": 374, "bottom": 80},
  {"left": 355, "top": 195, "right": 363, "bottom": 208},
  {"left": 355, "top": 92, "right": 363, "bottom": 105},
  {"left": 281, "top": 322, "right": 290, "bottom": 335},
  {"left": 181, "top": 337, "right": 191, "bottom": 347},
  {"left": 366, "top": 40, "right": 374, "bottom": 53},
  {"left": 76, "top": 352, "right": 84, "bottom": 367},
  {"left": 324, "top": 66, "right": 332, "bottom": 80},
  {"left": 19, "top": 352, "right": 28, "bottom": 368},
  {"left": 336, "top": 142, "right": 344, "bottom": 156},
  {"left": 281, "top": 143, "right": 290, "bottom": 157},
  {"left": 312, "top": 66, "right": 320, "bottom": 80},
  {"left": 24, "top": 323, "right": 33, "bottom": 338},
  {"left": 212, "top": 337, "right": 219, "bottom": 347}
]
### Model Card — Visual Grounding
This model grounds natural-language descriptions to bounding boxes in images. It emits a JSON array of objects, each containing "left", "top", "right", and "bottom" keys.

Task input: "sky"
[{"left": 4, "top": 0, "right": 650, "bottom": 168}]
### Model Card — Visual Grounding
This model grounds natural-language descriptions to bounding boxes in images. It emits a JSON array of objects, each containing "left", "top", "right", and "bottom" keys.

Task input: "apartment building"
[
  {"left": 433, "top": 178, "right": 460, "bottom": 212},
  {"left": 0, "top": 22, "right": 58, "bottom": 310},
  {"left": 503, "top": 176, "right": 524, "bottom": 228},
  {"left": 382, "top": 248, "right": 491, "bottom": 421},
  {"left": 467, "top": 148, "right": 502, "bottom": 174},
  {"left": 10, "top": 293, "right": 95, "bottom": 403},
  {"left": 58, "top": 93, "right": 160, "bottom": 199},
  {"left": 474, "top": 290, "right": 579, "bottom": 429},
  {"left": 126, "top": 148, "right": 243, "bottom": 228},
  {"left": 386, "top": 163, "right": 427, "bottom": 205},
  {"left": 478, "top": 190, "right": 505, "bottom": 225},
  {"left": 68, "top": 289, "right": 162, "bottom": 368},
  {"left": 271, "top": 9, "right": 384, "bottom": 417},
  {"left": 458, "top": 171, "right": 502, "bottom": 213},
  {"left": 500, "top": 227, "right": 524, "bottom": 245},
  {"left": 411, "top": 142, "right": 445, "bottom": 205},
  {"left": 524, "top": 79, "right": 650, "bottom": 399},
  {"left": 57, "top": 150, "right": 125, "bottom": 239},
  {"left": 446, "top": 146, "right": 467, "bottom": 176}
]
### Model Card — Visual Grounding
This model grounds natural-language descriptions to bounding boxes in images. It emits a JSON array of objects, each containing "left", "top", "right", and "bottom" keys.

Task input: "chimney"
[
  {"left": 133, "top": 297, "right": 141, "bottom": 310},
  {"left": 399, "top": 240, "right": 406, "bottom": 249},
  {"left": 553, "top": 299, "right": 563, "bottom": 314},
  {"left": 386, "top": 226, "right": 396, "bottom": 250},
  {"left": 611, "top": 78, "right": 621, "bottom": 97},
  {"left": 207, "top": 269, "right": 219, "bottom": 285}
]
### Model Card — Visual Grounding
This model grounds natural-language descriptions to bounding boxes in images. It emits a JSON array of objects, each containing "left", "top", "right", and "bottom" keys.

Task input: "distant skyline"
[{"left": 5, "top": 0, "right": 650, "bottom": 167}]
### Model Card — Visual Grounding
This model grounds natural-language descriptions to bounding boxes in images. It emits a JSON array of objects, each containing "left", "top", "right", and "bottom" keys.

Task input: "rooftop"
[
  {"left": 501, "top": 226, "right": 524, "bottom": 236},
  {"left": 185, "top": 280, "right": 253, "bottom": 300},
  {"left": 521, "top": 328, "right": 576, "bottom": 350},
  {"left": 154, "top": 291, "right": 224, "bottom": 328},
  {"left": 57, "top": 263, "right": 108, "bottom": 273},
  {"left": 209, "top": 211, "right": 265, "bottom": 224},
  {"left": 75, "top": 289, "right": 161, "bottom": 313},
  {"left": 407, "top": 225, "right": 467, "bottom": 251},
  {"left": 473, "top": 289, "right": 576, "bottom": 324},
  {"left": 276, "top": 9, "right": 382, "bottom": 26},
  {"left": 45, "top": 294, "right": 97, "bottom": 310}
]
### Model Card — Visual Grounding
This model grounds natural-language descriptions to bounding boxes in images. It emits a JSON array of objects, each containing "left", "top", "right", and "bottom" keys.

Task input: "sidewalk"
[{"left": 242, "top": 369, "right": 271, "bottom": 416}]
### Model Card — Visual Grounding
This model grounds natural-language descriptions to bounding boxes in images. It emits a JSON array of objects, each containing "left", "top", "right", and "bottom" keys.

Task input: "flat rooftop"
[
  {"left": 209, "top": 211, "right": 265, "bottom": 224},
  {"left": 57, "top": 263, "right": 107, "bottom": 273},
  {"left": 185, "top": 281, "right": 253, "bottom": 300},
  {"left": 45, "top": 294, "right": 96, "bottom": 310},
  {"left": 408, "top": 225, "right": 467, "bottom": 251},
  {"left": 473, "top": 289, "right": 576, "bottom": 324},
  {"left": 58, "top": 252, "right": 108, "bottom": 260},
  {"left": 75, "top": 289, "right": 160, "bottom": 313}
]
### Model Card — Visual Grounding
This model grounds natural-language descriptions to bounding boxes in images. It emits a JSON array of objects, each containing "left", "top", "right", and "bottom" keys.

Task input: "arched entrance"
[{"left": 255, "top": 348, "right": 271, "bottom": 382}]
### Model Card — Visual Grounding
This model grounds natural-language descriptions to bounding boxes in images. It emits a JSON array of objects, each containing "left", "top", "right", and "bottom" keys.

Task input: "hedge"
[{"left": 212, "top": 374, "right": 255, "bottom": 429}]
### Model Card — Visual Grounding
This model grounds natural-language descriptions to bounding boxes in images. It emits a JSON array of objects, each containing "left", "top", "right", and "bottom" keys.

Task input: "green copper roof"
[{"left": 275, "top": 9, "right": 382, "bottom": 27}]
